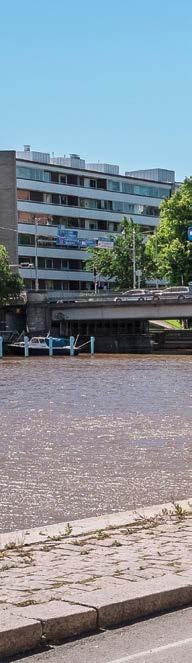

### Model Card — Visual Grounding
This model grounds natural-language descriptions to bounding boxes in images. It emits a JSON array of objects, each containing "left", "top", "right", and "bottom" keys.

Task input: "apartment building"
[{"left": 0, "top": 146, "right": 175, "bottom": 293}]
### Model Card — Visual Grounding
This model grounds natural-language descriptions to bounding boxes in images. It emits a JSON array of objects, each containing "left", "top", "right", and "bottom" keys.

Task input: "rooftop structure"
[{"left": 126, "top": 168, "right": 175, "bottom": 184}]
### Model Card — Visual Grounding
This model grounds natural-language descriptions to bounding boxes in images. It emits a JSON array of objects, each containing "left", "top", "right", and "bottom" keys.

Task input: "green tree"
[
  {"left": 145, "top": 178, "right": 192, "bottom": 285},
  {"left": 86, "top": 218, "right": 147, "bottom": 290},
  {"left": 0, "top": 245, "right": 23, "bottom": 304}
]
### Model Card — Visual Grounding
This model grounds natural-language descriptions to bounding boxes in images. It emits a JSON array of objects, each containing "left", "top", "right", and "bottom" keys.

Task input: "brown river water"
[{"left": 0, "top": 355, "right": 192, "bottom": 533}]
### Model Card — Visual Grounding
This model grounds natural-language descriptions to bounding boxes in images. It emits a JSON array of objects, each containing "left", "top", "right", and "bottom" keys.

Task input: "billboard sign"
[
  {"left": 97, "top": 240, "right": 114, "bottom": 249},
  {"left": 79, "top": 238, "right": 97, "bottom": 248},
  {"left": 56, "top": 228, "right": 79, "bottom": 247}
]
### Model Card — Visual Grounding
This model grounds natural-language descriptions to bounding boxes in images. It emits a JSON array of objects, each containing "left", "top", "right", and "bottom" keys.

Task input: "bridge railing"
[{"left": 47, "top": 290, "right": 118, "bottom": 302}]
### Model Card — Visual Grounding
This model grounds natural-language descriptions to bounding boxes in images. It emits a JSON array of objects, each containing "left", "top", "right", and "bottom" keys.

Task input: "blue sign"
[
  {"left": 188, "top": 227, "right": 192, "bottom": 241},
  {"left": 79, "top": 239, "right": 97, "bottom": 248},
  {"left": 56, "top": 228, "right": 79, "bottom": 247}
]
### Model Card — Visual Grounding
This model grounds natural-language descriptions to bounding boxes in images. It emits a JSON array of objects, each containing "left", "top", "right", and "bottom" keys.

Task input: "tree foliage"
[
  {"left": 86, "top": 218, "right": 147, "bottom": 290},
  {"left": 0, "top": 245, "right": 23, "bottom": 304},
  {"left": 145, "top": 178, "right": 192, "bottom": 285}
]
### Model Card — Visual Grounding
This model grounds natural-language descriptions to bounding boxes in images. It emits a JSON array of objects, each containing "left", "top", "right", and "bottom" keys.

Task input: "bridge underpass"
[{"left": 49, "top": 298, "right": 192, "bottom": 353}]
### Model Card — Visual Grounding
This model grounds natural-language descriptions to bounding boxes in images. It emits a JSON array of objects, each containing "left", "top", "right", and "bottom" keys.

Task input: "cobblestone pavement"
[{"left": 0, "top": 507, "right": 191, "bottom": 608}]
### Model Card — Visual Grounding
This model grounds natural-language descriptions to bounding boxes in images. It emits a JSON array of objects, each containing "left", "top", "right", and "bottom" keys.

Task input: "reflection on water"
[{"left": 0, "top": 355, "right": 191, "bottom": 532}]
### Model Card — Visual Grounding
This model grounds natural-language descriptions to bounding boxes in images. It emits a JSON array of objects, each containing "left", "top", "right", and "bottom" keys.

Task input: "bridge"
[
  {"left": 51, "top": 296, "right": 192, "bottom": 322},
  {"left": 26, "top": 292, "right": 192, "bottom": 353}
]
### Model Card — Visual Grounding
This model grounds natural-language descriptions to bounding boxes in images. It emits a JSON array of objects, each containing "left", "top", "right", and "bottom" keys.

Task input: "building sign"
[
  {"left": 56, "top": 228, "right": 79, "bottom": 247},
  {"left": 56, "top": 228, "right": 113, "bottom": 249},
  {"left": 188, "top": 227, "right": 192, "bottom": 241},
  {"left": 97, "top": 240, "right": 114, "bottom": 249},
  {"left": 79, "top": 238, "right": 97, "bottom": 248}
]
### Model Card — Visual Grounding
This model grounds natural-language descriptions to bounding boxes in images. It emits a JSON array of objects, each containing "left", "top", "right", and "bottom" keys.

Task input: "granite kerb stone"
[
  {"left": 0, "top": 608, "right": 42, "bottom": 659},
  {"left": 53, "top": 573, "right": 192, "bottom": 628},
  {"left": 0, "top": 499, "right": 191, "bottom": 551},
  {"left": 0, "top": 572, "right": 191, "bottom": 659}
]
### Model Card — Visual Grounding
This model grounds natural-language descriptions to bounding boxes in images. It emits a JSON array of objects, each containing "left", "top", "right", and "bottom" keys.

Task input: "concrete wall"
[
  {"left": 26, "top": 302, "right": 51, "bottom": 335},
  {"left": 0, "top": 151, "right": 17, "bottom": 264}
]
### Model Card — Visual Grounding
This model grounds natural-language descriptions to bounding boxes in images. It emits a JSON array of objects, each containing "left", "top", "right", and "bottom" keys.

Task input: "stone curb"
[
  {"left": 0, "top": 573, "right": 192, "bottom": 659},
  {"left": 0, "top": 498, "right": 191, "bottom": 549},
  {"left": 0, "top": 501, "right": 191, "bottom": 659}
]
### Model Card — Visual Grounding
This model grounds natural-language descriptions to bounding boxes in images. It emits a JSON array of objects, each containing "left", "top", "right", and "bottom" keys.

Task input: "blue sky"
[{"left": 0, "top": 0, "right": 192, "bottom": 180}]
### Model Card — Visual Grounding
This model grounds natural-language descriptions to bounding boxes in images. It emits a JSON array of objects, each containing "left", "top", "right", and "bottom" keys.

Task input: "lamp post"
[
  {"left": 121, "top": 223, "right": 136, "bottom": 289},
  {"left": 132, "top": 227, "right": 136, "bottom": 289},
  {"left": 34, "top": 217, "right": 39, "bottom": 292}
]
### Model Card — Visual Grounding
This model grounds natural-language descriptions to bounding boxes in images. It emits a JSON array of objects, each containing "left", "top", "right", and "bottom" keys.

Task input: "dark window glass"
[
  {"left": 46, "top": 259, "right": 52, "bottom": 269},
  {"left": 38, "top": 280, "right": 46, "bottom": 289},
  {"left": 69, "top": 260, "right": 81, "bottom": 270},
  {"left": 53, "top": 258, "right": 61, "bottom": 269},
  {"left": 60, "top": 175, "right": 66, "bottom": 184},
  {"left": 53, "top": 280, "right": 62, "bottom": 289},
  {"left": 99, "top": 221, "right": 107, "bottom": 230},
  {"left": 79, "top": 176, "right": 84, "bottom": 187},
  {"left": 30, "top": 190, "right": 43, "bottom": 202},
  {"left": 67, "top": 174, "right": 78, "bottom": 185},
  {"left": 52, "top": 193, "right": 60, "bottom": 204},
  {"left": 51, "top": 172, "right": 59, "bottom": 183},
  {"left": 67, "top": 218, "right": 78, "bottom": 228},
  {"left": 79, "top": 219, "right": 85, "bottom": 228},
  {"left": 68, "top": 195, "right": 78, "bottom": 206},
  {"left": 18, "top": 233, "right": 35, "bottom": 246},
  {"left": 60, "top": 195, "right": 67, "bottom": 205},
  {"left": 97, "top": 178, "right": 107, "bottom": 190},
  {"left": 90, "top": 179, "right": 96, "bottom": 188},
  {"left": 69, "top": 281, "right": 79, "bottom": 290},
  {"left": 38, "top": 258, "right": 46, "bottom": 269}
]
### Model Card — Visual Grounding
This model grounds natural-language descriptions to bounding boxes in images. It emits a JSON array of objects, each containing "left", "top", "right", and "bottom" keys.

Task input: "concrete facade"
[
  {"left": 0, "top": 151, "right": 17, "bottom": 264},
  {"left": 0, "top": 147, "right": 176, "bottom": 297}
]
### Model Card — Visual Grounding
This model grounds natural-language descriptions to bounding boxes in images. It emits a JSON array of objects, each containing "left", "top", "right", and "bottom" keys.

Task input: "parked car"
[
  {"left": 114, "top": 286, "right": 192, "bottom": 304},
  {"left": 114, "top": 289, "right": 146, "bottom": 303},
  {"left": 158, "top": 286, "right": 191, "bottom": 301},
  {"left": 114, "top": 289, "right": 160, "bottom": 303}
]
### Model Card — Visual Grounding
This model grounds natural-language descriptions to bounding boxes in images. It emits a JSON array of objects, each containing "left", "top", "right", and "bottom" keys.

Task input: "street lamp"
[
  {"left": 132, "top": 227, "right": 136, "bottom": 289},
  {"left": 121, "top": 223, "right": 136, "bottom": 289},
  {"left": 33, "top": 217, "right": 41, "bottom": 292}
]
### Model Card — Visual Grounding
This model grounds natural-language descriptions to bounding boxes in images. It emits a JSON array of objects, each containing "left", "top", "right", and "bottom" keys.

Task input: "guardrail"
[{"left": 47, "top": 290, "right": 117, "bottom": 302}]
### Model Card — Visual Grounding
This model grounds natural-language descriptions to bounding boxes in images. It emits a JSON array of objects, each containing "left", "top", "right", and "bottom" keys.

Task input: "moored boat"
[{"left": 8, "top": 336, "right": 79, "bottom": 356}]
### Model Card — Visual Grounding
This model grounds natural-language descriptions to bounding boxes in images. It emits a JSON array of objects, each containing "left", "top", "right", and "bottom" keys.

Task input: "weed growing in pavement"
[
  {"left": 15, "top": 599, "right": 39, "bottom": 607},
  {"left": 65, "top": 523, "right": 73, "bottom": 536},
  {"left": 4, "top": 534, "right": 25, "bottom": 551},
  {"left": 80, "top": 550, "right": 89, "bottom": 555},
  {"left": 48, "top": 534, "right": 64, "bottom": 542},
  {"left": 0, "top": 563, "right": 16, "bottom": 572},
  {"left": 4, "top": 541, "right": 19, "bottom": 551},
  {"left": 95, "top": 530, "right": 110, "bottom": 540},
  {"left": 173, "top": 503, "right": 187, "bottom": 519}
]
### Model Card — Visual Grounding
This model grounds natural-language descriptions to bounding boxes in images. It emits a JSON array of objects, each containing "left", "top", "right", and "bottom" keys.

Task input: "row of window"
[
  {"left": 17, "top": 190, "right": 159, "bottom": 216},
  {"left": 18, "top": 212, "right": 118, "bottom": 232},
  {"left": 16, "top": 165, "right": 171, "bottom": 199},
  {"left": 18, "top": 213, "right": 155, "bottom": 235},
  {"left": 19, "top": 256, "right": 85, "bottom": 271},
  {"left": 24, "top": 279, "right": 94, "bottom": 291}
]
